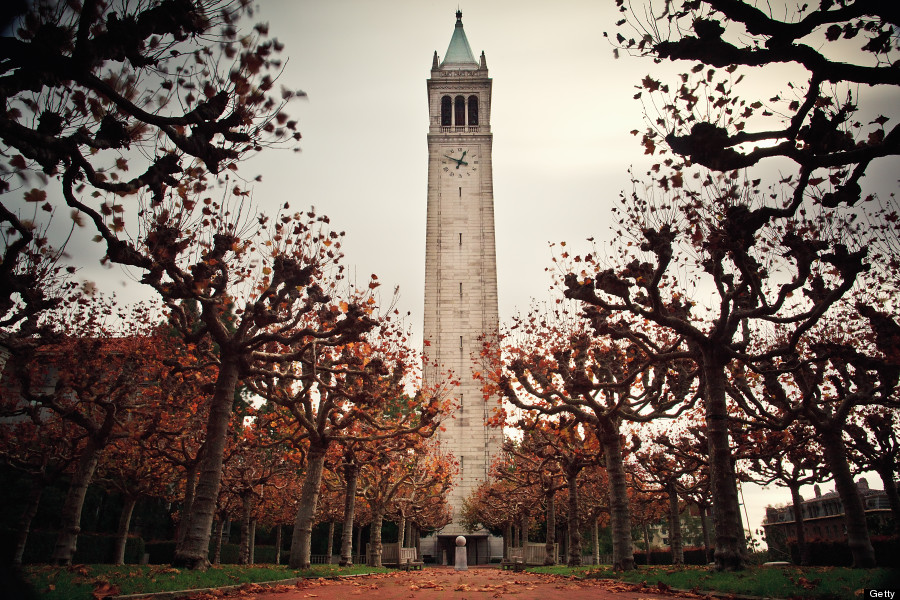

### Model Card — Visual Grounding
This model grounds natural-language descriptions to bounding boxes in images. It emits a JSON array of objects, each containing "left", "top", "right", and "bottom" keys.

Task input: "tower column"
[{"left": 422, "top": 12, "right": 502, "bottom": 560}]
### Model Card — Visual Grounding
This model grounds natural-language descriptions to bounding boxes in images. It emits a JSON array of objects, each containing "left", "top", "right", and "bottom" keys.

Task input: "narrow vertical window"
[
  {"left": 454, "top": 95, "right": 465, "bottom": 126},
  {"left": 459, "top": 187, "right": 462, "bottom": 197},
  {"left": 459, "top": 282, "right": 463, "bottom": 297},
  {"left": 468, "top": 95, "right": 479, "bottom": 125},
  {"left": 459, "top": 335, "right": 463, "bottom": 349},
  {"left": 441, "top": 96, "right": 452, "bottom": 126},
  {"left": 458, "top": 232, "right": 462, "bottom": 245}
]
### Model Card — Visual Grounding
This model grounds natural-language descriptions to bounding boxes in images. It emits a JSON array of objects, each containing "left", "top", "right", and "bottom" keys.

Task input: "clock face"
[{"left": 441, "top": 147, "right": 478, "bottom": 178}]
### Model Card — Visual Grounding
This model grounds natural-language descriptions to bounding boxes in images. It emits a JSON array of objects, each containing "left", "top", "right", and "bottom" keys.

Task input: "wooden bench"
[
  {"left": 400, "top": 547, "right": 424, "bottom": 570},
  {"left": 374, "top": 543, "right": 423, "bottom": 569}
]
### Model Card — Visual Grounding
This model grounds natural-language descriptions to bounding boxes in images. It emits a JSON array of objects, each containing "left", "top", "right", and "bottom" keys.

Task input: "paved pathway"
[{"left": 182, "top": 566, "right": 706, "bottom": 600}]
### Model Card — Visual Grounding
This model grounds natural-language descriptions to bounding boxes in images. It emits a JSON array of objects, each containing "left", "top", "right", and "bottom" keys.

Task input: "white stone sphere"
[{"left": 455, "top": 535, "right": 466, "bottom": 546}]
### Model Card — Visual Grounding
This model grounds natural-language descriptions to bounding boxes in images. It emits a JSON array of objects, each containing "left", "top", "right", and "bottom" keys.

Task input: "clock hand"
[{"left": 443, "top": 154, "right": 463, "bottom": 165}]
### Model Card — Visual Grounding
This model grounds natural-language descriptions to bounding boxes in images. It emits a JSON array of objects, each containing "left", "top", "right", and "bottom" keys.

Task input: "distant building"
[{"left": 762, "top": 478, "right": 895, "bottom": 555}]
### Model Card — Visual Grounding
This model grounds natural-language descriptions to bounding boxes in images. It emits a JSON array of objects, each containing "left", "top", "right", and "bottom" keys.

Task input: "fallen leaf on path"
[{"left": 91, "top": 582, "right": 120, "bottom": 599}]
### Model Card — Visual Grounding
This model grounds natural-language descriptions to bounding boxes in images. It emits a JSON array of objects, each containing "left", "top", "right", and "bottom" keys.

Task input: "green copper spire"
[{"left": 440, "top": 10, "right": 479, "bottom": 69}]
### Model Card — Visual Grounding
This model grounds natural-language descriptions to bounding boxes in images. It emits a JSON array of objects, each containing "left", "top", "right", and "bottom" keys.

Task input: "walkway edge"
[{"left": 104, "top": 572, "right": 373, "bottom": 600}]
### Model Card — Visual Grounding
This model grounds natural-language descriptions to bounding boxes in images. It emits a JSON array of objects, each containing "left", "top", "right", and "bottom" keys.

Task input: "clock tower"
[{"left": 422, "top": 11, "right": 502, "bottom": 563}]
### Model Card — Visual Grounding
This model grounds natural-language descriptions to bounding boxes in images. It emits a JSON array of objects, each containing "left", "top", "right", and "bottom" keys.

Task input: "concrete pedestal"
[{"left": 454, "top": 535, "right": 468, "bottom": 571}]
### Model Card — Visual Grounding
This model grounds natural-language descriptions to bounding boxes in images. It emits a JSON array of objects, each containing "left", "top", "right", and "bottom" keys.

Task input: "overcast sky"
[{"left": 65, "top": 0, "right": 897, "bottom": 545}]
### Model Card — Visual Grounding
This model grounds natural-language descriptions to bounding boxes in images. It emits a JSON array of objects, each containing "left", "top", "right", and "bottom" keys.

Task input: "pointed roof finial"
[{"left": 440, "top": 9, "right": 479, "bottom": 69}]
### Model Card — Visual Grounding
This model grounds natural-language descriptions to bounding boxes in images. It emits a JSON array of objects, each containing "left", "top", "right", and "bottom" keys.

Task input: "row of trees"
[
  {"left": 0, "top": 293, "right": 455, "bottom": 568},
  {"left": 464, "top": 332, "right": 897, "bottom": 568},
  {"left": 463, "top": 0, "right": 899, "bottom": 572}
]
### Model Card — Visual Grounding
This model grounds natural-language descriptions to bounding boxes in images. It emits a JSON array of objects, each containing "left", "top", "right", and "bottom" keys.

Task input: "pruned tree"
[
  {"left": 2, "top": 296, "right": 168, "bottom": 565},
  {"left": 218, "top": 417, "right": 293, "bottom": 565},
  {"left": 564, "top": 168, "right": 868, "bottom": 570},
  {"left": 1, "top": 0, "right": 300, "bottom": 214},
  {"left": 593, "top": 0, "right": 898, "bottom": 569},
  {"left": 743, "top": 422, "right": 829, "bottom": 565},
  {"left": 94, "top": 426, "right": 176, "bottom": 565},
  {"left": 845, "top": 407, "right": 900, "bottom": 533},
  {"left": 248, "top": 317, "right": 449, "bottom": 569},
  {"left": 728, "top": 305, "right": 899, "bottom": 567},
  {"left": 461, "top": 477, "right": 523, "bottom": 560},
  {"left": 387, "top": 445, "right": 453, "bottom": 550},
  {"left": 491, "top": 302, "right": 694, "bottom": 570},
  {"left": 0, "top": 387, "right": 79, "bottom": 565},
  {"left": 495, "top": 423, "right": 567, "bottom": 566},
  {"left": 357, "top": 439, "right": 449, "bottom": 567},
  {"left": 633, "top": 445, "right": 690, "bottom": 565},
  {"left": 0, "top": 204, "right": 76, "bottom": 355},
  {"left": 613, "top": 0, "right": 899, "bottom": 207}
]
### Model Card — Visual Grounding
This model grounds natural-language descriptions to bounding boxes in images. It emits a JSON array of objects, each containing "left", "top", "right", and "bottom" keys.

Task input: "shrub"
[
  {"left": 3, "top": 530, "right": 145, "bottom": 564},
  {"left": 632, "top": 546, "right": 711, "bottom": 566},
  {"left": 787, "top": 536, "right": 900, "bottom": 567}
]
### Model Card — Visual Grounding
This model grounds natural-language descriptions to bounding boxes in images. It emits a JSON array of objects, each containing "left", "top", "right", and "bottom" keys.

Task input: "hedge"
[
  {"left": 787, "top": 536, "right": 900, "bottom": 567},
  {"left": 0, "top": 530, "right": 145, "bottom": 564},
  {"left": 633, "top": 547, "right": 711, "bottom": 565},
  {"left": 145, "top": 541, "right": 280, "bottom": 565}
]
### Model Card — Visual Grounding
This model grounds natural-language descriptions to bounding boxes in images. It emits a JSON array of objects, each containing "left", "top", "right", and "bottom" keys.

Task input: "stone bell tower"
[{"left": 422, "top": 10, "right": 502, "bottom": 564}]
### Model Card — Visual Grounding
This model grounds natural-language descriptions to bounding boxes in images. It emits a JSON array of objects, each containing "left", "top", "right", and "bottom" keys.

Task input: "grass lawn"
[
  {"left": 21, "top": 563, "right": 390, "bottom": 600},
  {"left": 528, "top": 564, "right": 900, "bottom": 599}
]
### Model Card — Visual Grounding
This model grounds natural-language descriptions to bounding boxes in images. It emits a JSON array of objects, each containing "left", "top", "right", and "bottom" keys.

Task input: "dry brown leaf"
[{"left": 91, "top": 582, "right": 120, "bottom": 600}]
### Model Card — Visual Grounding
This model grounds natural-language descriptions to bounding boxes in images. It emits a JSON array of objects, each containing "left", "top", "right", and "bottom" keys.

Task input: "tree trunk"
[
  {"left": 504, "top": 522, "right": 512, "bottom": 557},
  {"left": 566, "top": 470, "right": 582, "bottom": 566},
  {"left": 176, "top": 462, "right": 199, "bottom": 548},
  {"left": 820, "top": 427, "right": 876, "bottom": 567},
  {"left": 174, "top": 357, "right": 240, "bottom": 569},
  {"left": 113, "top": 496, "right": 138, "bottom": 565},
  {"left": 789, "top": 483, "right": 810, "bottom": 566},
  {"left": 544, "top": 492, "right": 556, "bottom": 565},
  {"left": 598, "top": 419, "right": 634, "bottom": 570},
  {"left": 667, "top": 481, "right": 683, "bottom": 565},
  {"left": 289, "top": 443, "right": 328, "bottom": 569},
  {"left": 274, "top": 525, "right": 282, "bottom": 565},
  {"left": 239, "top": 493, "right": 252, "bottom": 565},
  {"left": 643, "top": 523, "right": 652, "bottom": 564},
  {"left": 52, "top": 442, "right": 101, "bottom": 565},
  {"left": 339, "top": 464, "right": 358, "bottom": 566},
  {"left": 702, "top": 360, "right": 746, "bottom": 570},
  {"left": 369, "top": 511, "right": 384, "bottom": 567},
  {"left": 212, "top": 517, "right": 225, "bottom": 565},
  {"left": 326, "top": 521, "right": 335, "bottom": 564},
  {"left": 699, "top": 505, "right": 712, "bottom": 563},
  {"left": 13, "top": 481, "right": 43, "bottom": 566},
  {"left": 521, "top": 511, "right": 529, "bottom": 544},
  {"left": 398, "top": 513, "right": 407, "bottom": 547},
  {"left": 249, "top": 520, "right": 256, "bottom": 565},
  {"left": 875, "top": 465, "right": 900, "bottom": 535},
  {"left": 591, "top": 516, "right": 600, "bottom": 565}
]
